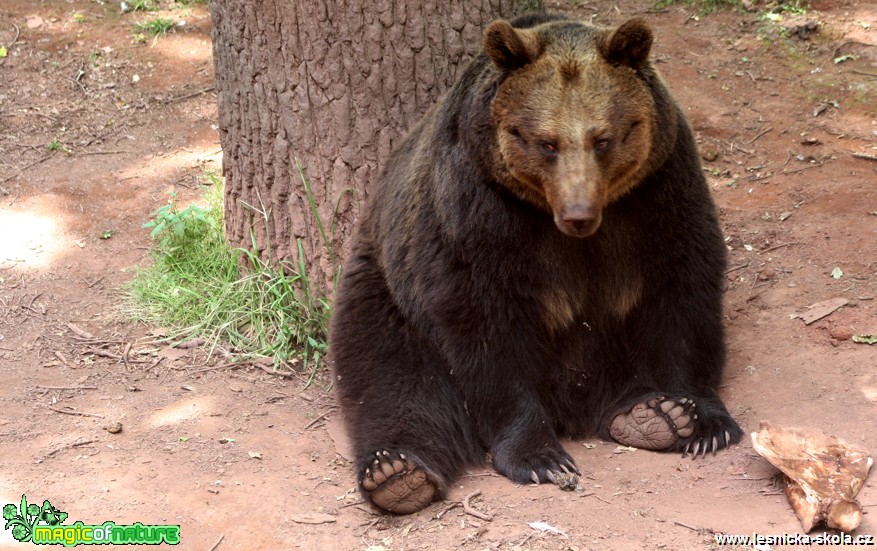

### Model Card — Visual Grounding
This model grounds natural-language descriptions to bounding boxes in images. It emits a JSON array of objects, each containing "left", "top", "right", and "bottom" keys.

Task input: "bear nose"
[{"left": 559, "top": 205, "right": 600, "bottom": 237}]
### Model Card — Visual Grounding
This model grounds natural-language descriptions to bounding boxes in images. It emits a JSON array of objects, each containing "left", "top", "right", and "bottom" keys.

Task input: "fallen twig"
[
  {"left": 0, "top": 24, "right": 20, "bottom": 67},
  {"left": 38, "top": 438, "right": 96, "bottom": 463},
  {"left": 66, "top": 323, "right": 95, "bottom": 340},
  {"left": 303, "top": 409, "right": 335, "bottom": 430},
  {"left": 122, "top": 342, "right": 132, "bottom": 371},
  {"left": 725, "top": 263, "right": 749, "bottom": 275},
  {"left": 1, "top": 153, "right": 55, "bottom": 184},
  {"left": 749, "top": 127, "right": 773, "bottom": 144},
  {"left": 86, "top": 348, "right": 122, "bottom": 360},
  {"left": 8, "top": 23, "right": 21, "bottom": 48},
  {"left": 731, "top": 475, "right": 781, "bottom": 481},
  {"left": 37, "top": 385, "right": 97, "bottom": 391},
  {"left": 47, "top": 406, "right": 104, "bottom": 419},
  {"left": 783, "top": 165, "right": 818, "bottom": 175},
  {"left": 852, "top": 152, "right": 877, "bottom": 162},
  {"left": 759, "top": 242, "right": 798, "bottom": 254},
  {"left": 434, "top": 502, "right": 460, "bottom": 519},
  {"left": 175, "top": 337, "right": 205, "bottom": 350},
  {"left": 76, "top": 150, "right": 131, "bottom": 156},
  {"left": 53, "top": 351, "right": 70, "bottom": 366},
  {"left": 516, "top": 532, "right": 534, "bottom": 548},
  {"left": 188, "top": 362, "right": 242, "bottom": 373},
  {"left": 357, "top": 516, "right": 383, "bottom": 537},
  {"left": 207, "top": 534, "right": 224, "bottom": 551},
  {"left": 832, "top": 40, "right": 876, "bottom": 60},
  {"left": 730, "top": 142, "right": 755, "bottom": 155},
  {"left": 165, "top": 86, "right": 216, "bottom": 103},
  {"left": 144, "top": 357, "right": 164, "bottom": 373},
  {"left": 338, "top": 499, "right": 365, "bottom": 509},
  {"left": 255, "top": 362, "right": 296, "bottom": 378},
  {"left": 462, "top": 489, "right": 492, "bottom": 521},
  {"left": 71, "top": 338, "right": 130, "bottom": 346},
  {"left": 673, "top": 519, "right": 700, "bottom": 531}
]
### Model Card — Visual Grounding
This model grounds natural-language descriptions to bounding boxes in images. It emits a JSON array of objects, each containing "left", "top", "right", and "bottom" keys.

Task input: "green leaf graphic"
[
  {"left": 39, "top": 500, "right": 67, "bottom": 525},
  {"left": 3, "top": 496, "right": 67, "bottom": 542},
  {"left": 2, "top": 495, "right": 35, "bottom": 542}
]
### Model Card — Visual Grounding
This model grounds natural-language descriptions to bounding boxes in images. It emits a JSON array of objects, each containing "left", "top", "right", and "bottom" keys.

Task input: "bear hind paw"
[
  {"left": 361, "top": 451, "right": 436, "bottom": 514},
  {"left": 609, "top": 396, "right": 695, "bottom": 451}
]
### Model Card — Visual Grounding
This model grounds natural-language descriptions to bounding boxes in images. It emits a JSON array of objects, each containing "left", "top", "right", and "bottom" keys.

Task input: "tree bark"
[{"left": 209, "top": 0, "right": 541, "bottom": 293}]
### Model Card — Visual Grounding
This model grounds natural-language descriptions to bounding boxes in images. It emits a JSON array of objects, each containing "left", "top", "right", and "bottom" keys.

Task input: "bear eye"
[
  {"left": 539, "top": 140, "right": 559, "bottom": 156},
  {"left": 594, "top": 137, "right": 612, "bottom": 152}
]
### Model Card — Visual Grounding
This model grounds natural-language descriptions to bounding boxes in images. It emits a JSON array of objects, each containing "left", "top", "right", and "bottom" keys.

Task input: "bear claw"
[{"left": 360, "top": 451, "right": 436, "bottom": 514}]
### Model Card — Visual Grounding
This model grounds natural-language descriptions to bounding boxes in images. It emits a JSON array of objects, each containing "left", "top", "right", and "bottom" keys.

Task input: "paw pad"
[
  {"left": 609, "top": 397, "right": 695, "bottom": 450},
  {"left": 361, "top": 451, "right": 436, "bottom": 514}
]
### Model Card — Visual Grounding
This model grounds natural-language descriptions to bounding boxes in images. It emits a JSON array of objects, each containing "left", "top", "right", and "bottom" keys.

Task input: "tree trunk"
[{"left": 209, "top": 0, "right": 541, "bottom": 293}]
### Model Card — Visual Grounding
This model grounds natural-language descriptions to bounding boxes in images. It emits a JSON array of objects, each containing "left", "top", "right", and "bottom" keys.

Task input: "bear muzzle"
[{"left": 555, "top": 203, "right": 602, "bottom": 238}]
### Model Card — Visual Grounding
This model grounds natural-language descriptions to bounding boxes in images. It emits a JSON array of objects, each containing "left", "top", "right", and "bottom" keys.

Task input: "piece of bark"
[
  {"left": 799, "top": 297, "right": 848, "bottom": 325},
  {"left": 751, "top": 421, "right": 873, "bottom": 532}
]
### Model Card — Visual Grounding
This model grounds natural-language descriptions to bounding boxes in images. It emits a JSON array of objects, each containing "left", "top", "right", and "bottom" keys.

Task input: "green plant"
[
  {"left": 46, "top": 138, "right": 70, "bottom": 153},
  {"left": 143, "top": 191, "right": 218, "bottom": 253},
  {"left": 123, "top": 0, "right": 159, "bottom": 12},
  {"left": 135, "top": 17, "right": 176, "bottom": 37},
  {"left": 127, "top": 175, "right": 332, "bottom": 379},
  {"left": 237, "top": 166, "right": 338, "bottom": 386},
  {"left": 654, "top": 0, "right": 741, "bottom": 13},
  {"left": 767, "top": 0, "right": 810, "bottom": 16},
  {"left": 295, "top": 159, "right": 353, "bottom": 292}
]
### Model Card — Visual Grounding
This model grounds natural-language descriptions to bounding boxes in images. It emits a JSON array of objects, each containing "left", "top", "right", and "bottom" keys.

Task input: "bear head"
[{"left": 485, "top": 17, "right": 659, "bottom": 238}]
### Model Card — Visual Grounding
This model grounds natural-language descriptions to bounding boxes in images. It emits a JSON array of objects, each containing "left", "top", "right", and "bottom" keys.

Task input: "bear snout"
[{"left": 556, "top": 204, "right": 602, "bottom": 237}]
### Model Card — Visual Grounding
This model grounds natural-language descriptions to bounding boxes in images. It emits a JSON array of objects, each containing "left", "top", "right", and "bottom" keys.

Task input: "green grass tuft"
[
  {"left": 124, "top": 0, "right": 159, "bottom": 12},
  {"left": 135, "top": 17, "right": 176, "bottom": 37},
  {"left": 654, "top": 0, "right": 810, "bottom": 15},
  {"left": 126, "top": 173, "right": 330, "bottom": 380},
  {"left": 654, "top": 0, "right": 740, "bottom": 13}
]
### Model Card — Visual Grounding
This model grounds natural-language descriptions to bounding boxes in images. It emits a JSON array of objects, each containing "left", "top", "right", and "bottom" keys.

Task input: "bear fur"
[{"left": 330, "top": 13, "right": 743, "bottom": 514}]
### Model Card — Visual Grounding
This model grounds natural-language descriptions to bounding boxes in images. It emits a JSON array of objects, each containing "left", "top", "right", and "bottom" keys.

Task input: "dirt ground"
[{"left": 1, "top": 0, "right": 875, "bottom": 549}]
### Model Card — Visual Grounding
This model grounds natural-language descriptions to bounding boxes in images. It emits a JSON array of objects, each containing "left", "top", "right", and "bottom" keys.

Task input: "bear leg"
[
  {"left": 332, "top": 258, "right": 482, "bottom": 514},
  {"left": 490, "top": 410, "right": 580, "bottom": 485}
]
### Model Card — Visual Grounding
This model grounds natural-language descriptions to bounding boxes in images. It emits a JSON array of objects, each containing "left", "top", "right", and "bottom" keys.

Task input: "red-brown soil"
[{"left": 1, "top": 1, "right": 875, "bottom": 549}]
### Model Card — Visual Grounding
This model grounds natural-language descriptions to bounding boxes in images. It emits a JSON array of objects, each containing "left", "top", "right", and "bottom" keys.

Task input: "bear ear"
[
  {"left": 600, "top": 17, "right": 653, "bottom": 68},
  {"left": 484, "top": 20, "right": 542, "bottom": 72}
]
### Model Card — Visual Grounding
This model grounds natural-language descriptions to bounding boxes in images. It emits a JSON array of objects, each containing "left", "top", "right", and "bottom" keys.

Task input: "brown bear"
[{"left": 329, "top": 13, "right": 743, "bottom": 515}]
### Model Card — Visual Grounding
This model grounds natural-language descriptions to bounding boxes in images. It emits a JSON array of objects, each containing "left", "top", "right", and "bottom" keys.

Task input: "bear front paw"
[{"left": 492, "top": 443, "right": 580, "bottom": 488}]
